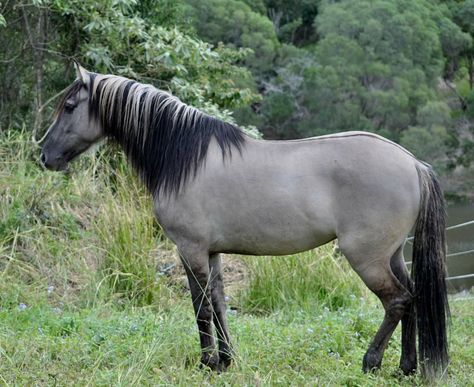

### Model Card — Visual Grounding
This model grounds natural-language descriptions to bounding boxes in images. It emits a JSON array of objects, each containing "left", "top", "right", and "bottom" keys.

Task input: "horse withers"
[{"left": 41, "top": 63, "right": 449, "bottom": 381}]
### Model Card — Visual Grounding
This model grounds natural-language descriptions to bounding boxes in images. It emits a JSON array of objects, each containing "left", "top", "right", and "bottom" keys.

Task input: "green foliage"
[
  {"left": 265, "top": 0, "right": 320, "bottom": 44},
  {"left": 308, "top": 0, "right": 448, "bottom": 132},
  {"left": 454, "top": 0, "right": 474, "bottom": 35},
  {"left": 183, "top": 0, "right": 279, "bottom": 74},
  {"left": 416, "top": 101, "right": 452, "bottom": 128},
  {"left": 0, "top": 0, "right": 259, "bottom": 132},
  {"left": 0, "top": 130, "right": 175, "bottom": 308},
  {"left": 400, "top": 126, "right": 450, "bottom": 171},
  {"left": 93, "top": 161, "right": 162, "bottom": 306},
  {"left": 255, "top": 0, "right": 473, "bottom": 182},
  {"left": 54, "top": 0, "right": 258, "bottom": 111},
  {"left": 260, "top": 92, "right": 295, "bottom": 132},
  {"left": 240, "top": 0, "right": 267, "bottom": 14},
  {"left": 437, "top": 13, "right": 471, "bottom": 61},
  {"left": 3, "top": 0, "right": 474, "bottom": 190},
  {"left": 465, "top": 89, "right": 474, "bottom": 118}
]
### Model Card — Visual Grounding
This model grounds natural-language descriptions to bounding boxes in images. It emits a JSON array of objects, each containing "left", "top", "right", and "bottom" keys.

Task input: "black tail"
[{"left": 413, "top": 164, "right": 449, "bottom": 380}]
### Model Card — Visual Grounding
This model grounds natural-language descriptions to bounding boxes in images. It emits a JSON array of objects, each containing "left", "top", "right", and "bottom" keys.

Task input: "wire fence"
[
  {"left": 404, "top": 219, "right": 474, "bottom": 282},
  {"left": 405, "top": 219, "right": 474, "bottom": 241}
]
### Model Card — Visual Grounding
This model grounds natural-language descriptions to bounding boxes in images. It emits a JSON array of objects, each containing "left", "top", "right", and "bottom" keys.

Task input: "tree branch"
[{"left": 442, "top": 78, "right": 467, "bottom": 111}]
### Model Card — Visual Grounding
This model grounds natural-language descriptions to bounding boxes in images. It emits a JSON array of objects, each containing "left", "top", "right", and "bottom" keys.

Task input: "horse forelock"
[
  {"left": 53, "top": 80, "right": 83, "bottom": 118},
  {"left": 87, "top": 73, "right": 245, "bottom": 196}
]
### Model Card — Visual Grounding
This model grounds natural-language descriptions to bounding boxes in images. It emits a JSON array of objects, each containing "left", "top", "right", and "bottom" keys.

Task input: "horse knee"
[{"left": 196, "top": 302, "right": 213, "bottom": 322}]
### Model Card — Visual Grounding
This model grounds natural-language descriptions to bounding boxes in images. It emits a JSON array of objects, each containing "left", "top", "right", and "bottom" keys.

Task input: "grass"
[
  {"left": 0, "top": 129, "right": 174, "bottom": 308},
  {"left": 0, "top": 291, "right": 472, "bottom": 386},
  {"left": 0, "top": 129, "right": 473, "bottom": 385},
  {"left": 241, "top": 248, "right": 368, "bottom": 314}
]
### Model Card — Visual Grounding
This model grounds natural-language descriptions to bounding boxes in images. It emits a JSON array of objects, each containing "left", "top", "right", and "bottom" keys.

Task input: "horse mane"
[{"left": 85, "top": 73, "right": 246, "bottom": 196}]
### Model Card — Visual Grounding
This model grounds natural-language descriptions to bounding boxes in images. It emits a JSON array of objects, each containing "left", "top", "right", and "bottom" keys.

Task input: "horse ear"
[{"left": 73, "top": 60, "right": 89, "bottom": 85}]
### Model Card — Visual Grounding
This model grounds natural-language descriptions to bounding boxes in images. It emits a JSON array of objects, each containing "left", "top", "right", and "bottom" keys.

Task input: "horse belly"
[{"left": 209, "top": 185, "right": 337, "bottom": 255}]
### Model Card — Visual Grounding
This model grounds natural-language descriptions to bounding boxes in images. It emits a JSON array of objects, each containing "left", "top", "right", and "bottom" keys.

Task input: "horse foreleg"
[
  {"left": 209, "top": 253, "right": 233, "bottom": 370},
  {"left": 180, "top": 252, "right": 219, "bottom": 370}
]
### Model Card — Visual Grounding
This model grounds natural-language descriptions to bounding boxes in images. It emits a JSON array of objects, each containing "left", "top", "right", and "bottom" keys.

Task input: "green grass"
[
  {"left": 1, "top": 129, "right": 473, "bottom": 385},
  {"left": 0, "top": 130, "right": 173, "bottom": 308},
  {"left": 241, "top": 247, "right": 368, "bottom": 314},
  {"left": 0, "top": 291, "right": 472, "bottom": 386}
]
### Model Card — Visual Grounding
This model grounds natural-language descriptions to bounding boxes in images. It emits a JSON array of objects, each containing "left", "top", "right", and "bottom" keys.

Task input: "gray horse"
[{"left": 41, "top": 63, "right": 449, "bottom": 381}]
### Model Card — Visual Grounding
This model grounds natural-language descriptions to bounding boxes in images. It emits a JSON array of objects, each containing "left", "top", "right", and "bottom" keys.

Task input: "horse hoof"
[
  {"left": 200, "top": 353, "right": 220, "bottom": 372},
  {"left": 218, "top": 356, "right": 232, "bottom": 372},
  {"left": 400, "top": 360, "right": 417, "bottom": 376},
  {"left": 362, "top": 351, "right": 382, "bottom": 373}
]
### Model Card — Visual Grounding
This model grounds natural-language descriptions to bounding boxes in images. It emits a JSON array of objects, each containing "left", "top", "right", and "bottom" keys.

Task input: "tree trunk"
[
  {"left": 469, "top": 54, "right": 473, "bottom": 91},
  {"left": 21, "top": 6, "right": 48, "bottom": 136}
]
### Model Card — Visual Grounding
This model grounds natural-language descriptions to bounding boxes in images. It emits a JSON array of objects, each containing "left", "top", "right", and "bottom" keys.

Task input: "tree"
[
  {"left": 264, "top": 0, "right": 320, "bottom": 45},
  {"left": 453, "top": 0, "right": 474, "bottom": 88},
  {"left": 400, "top": 126, "right": 450, "bottom": 171},
  {"left": 259, "top": 0, "right": 463, "bottom": 143},
  {"left": 0, "top": 0, "right": 259, "bottom": 133},
  {"left": 182, "top": 0, "right": 279, "bottom": 74}
]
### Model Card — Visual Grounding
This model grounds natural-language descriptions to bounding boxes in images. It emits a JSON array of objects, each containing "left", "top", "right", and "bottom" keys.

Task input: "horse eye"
[{"left": 64, "top": 102, "right": 76, "bottom": 113}]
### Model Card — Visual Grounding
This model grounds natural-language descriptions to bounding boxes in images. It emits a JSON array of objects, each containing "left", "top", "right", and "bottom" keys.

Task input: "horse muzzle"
[{"left": 40, "top": 151, "right": 68, "bottom": 171}]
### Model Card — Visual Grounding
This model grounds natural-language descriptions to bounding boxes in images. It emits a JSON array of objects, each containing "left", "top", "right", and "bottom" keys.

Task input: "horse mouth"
[
  {"left": 40, "top": 151, "right": 71, "bottom": 172},
  {"left": 40, "top": 158, "right": 69, "bottom": 172}
]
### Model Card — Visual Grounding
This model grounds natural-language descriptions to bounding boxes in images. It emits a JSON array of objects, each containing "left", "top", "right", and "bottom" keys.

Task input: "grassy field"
[
  {"left": 0, "top": 290, "right": 472, "bottom": 386},
  {"left": 1, "top": 130, "right": 473, "bottom": 385}
]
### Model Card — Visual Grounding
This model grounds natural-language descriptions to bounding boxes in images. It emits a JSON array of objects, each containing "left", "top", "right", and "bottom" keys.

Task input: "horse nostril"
[{"left": 40, "top": 152, "right": 47, "bottom": 166}]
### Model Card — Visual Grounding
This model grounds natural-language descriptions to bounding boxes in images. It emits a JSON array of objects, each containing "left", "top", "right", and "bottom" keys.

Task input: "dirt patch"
[{"left": 156, "top": 248, "right": 249, "bottom": 298}]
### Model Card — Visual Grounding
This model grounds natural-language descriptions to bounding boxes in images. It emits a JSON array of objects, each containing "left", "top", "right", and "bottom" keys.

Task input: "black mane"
[{"left": 87, "top": 74, "right": 246, "bottom": 196}]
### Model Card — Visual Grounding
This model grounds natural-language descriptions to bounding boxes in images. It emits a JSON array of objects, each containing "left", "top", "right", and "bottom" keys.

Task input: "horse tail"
[{"left": 413, "top": 163, "right": 449, "bottom": 380}]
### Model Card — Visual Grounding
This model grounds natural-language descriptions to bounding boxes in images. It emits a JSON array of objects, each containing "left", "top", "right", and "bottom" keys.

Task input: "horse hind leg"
[
  {"left": 361, "top": 265, "right": 412, "bottom": 373},
  {"left": 341, "top": 243, "right": 412, "bottom": 373},
  {"left": 390, "top": 245, "right": 417, "bottom": 375}
]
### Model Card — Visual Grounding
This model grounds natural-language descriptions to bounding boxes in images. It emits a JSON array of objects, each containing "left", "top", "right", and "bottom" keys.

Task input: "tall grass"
[
  {"left": 0, "top": 129, "right": 173, "bottom": 308},
  {"left": 93, "top": 165, "right": 165, "bottom": 306},
  {"left": 241, "top": 245, "right": 368, "bottom": 314}
]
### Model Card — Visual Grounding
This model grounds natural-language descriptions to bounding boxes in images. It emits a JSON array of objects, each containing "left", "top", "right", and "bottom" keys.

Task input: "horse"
[{"left": 40, "top": 63, "right": 449, "bottom": 381}]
